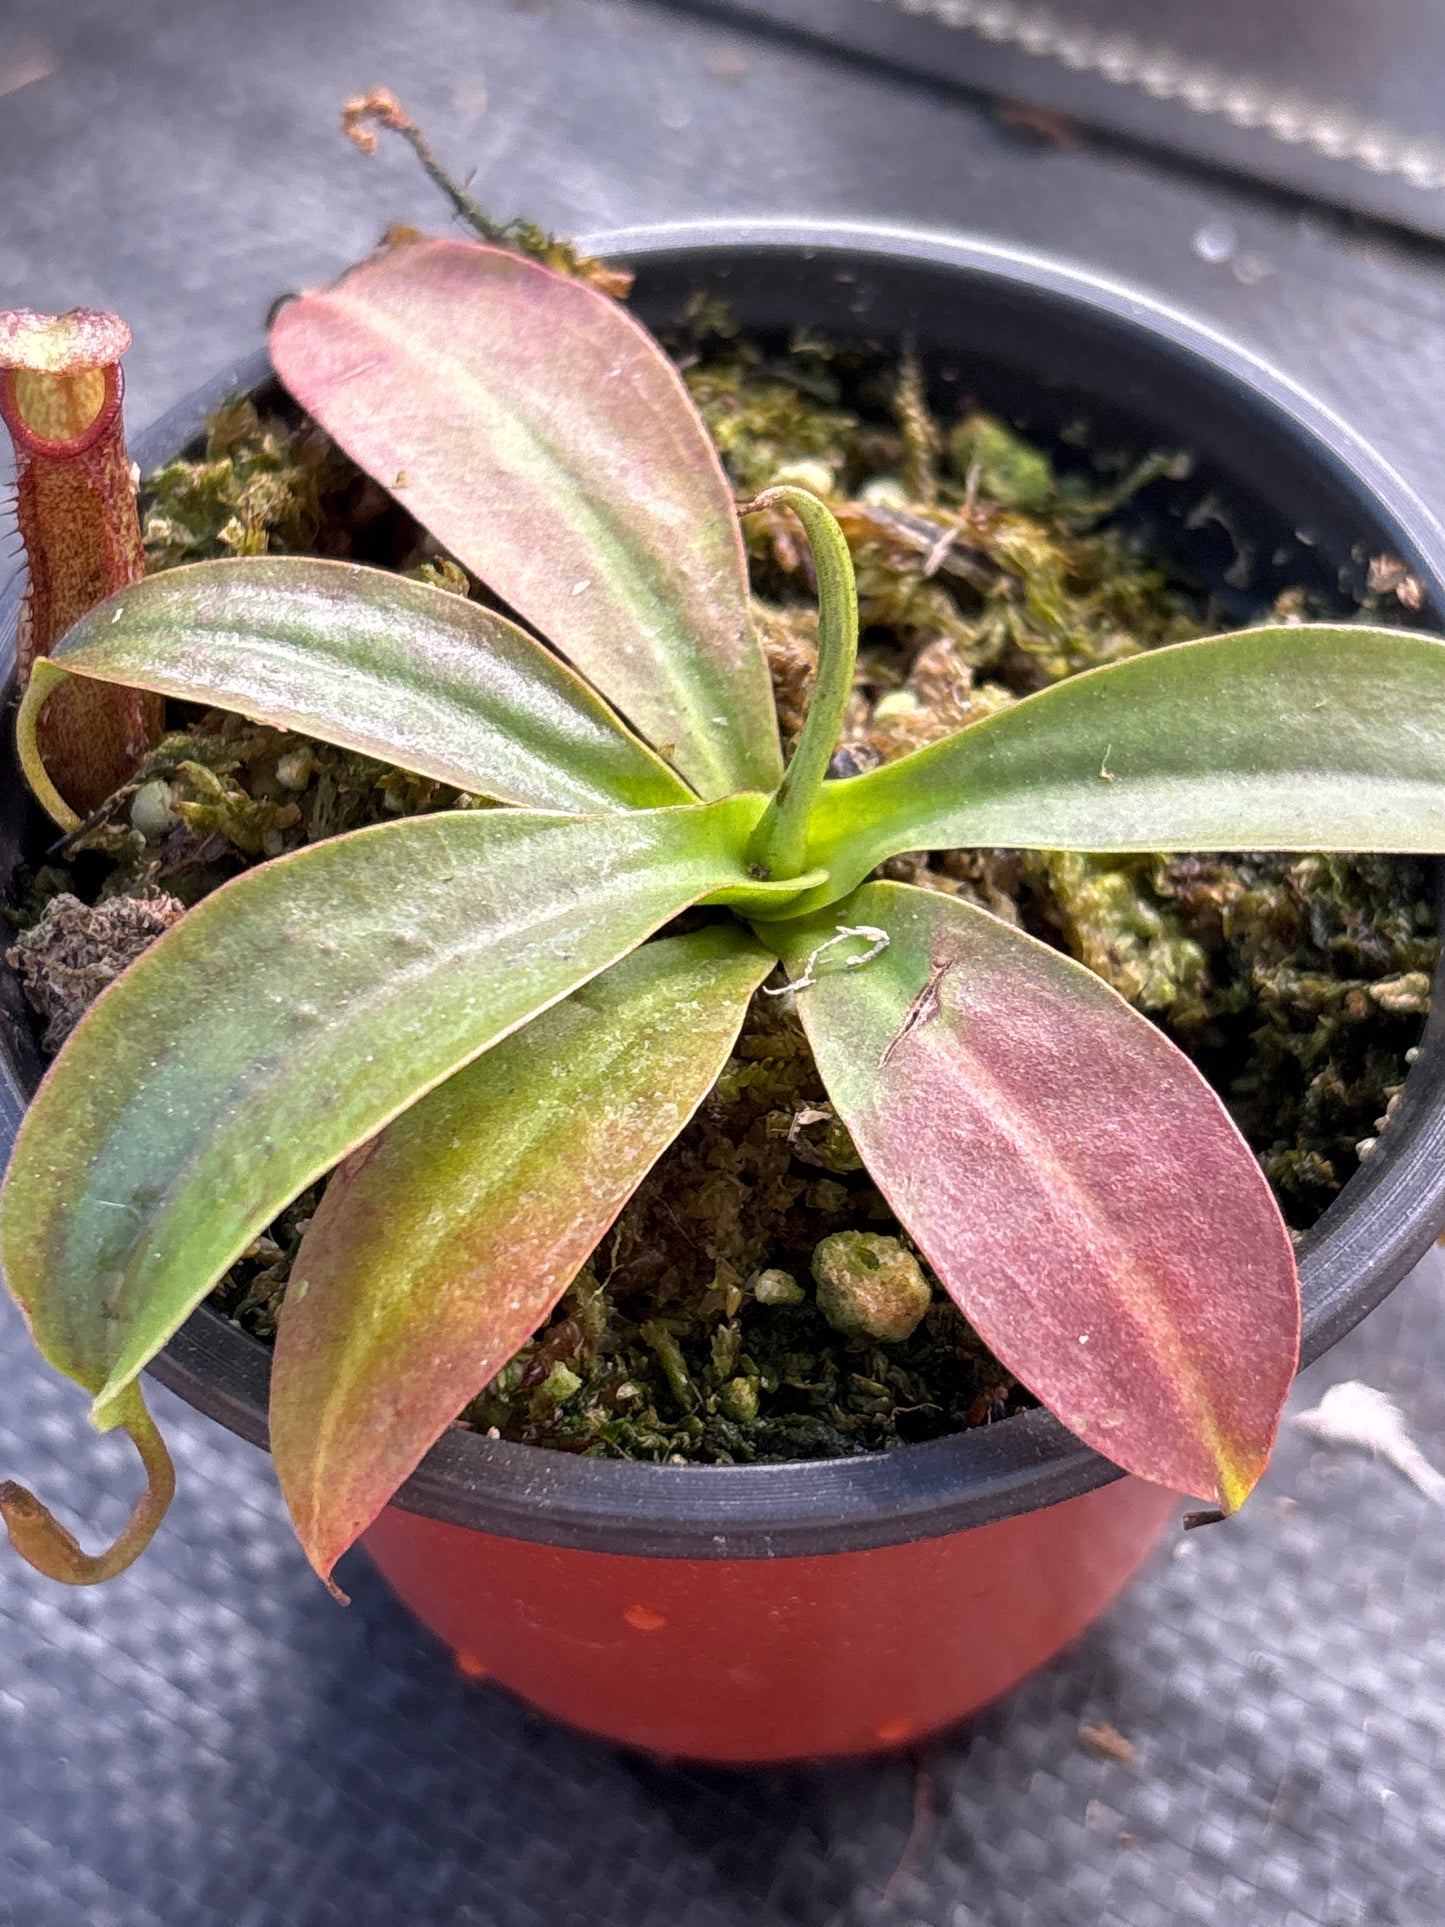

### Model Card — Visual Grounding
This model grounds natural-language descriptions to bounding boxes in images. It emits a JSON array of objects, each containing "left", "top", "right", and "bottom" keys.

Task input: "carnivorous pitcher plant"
[{"left": 6, "top": 234, "right": 1445, "bottom": 1590}]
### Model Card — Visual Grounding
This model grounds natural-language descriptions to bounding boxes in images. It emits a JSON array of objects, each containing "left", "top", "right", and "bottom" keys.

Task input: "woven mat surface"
[
  {"left": 4, "top": 3, "right": 1445, "bottom": 1922},
  {"left": 4, "top": 1257, "right": 1443, "bottom": 1927}
]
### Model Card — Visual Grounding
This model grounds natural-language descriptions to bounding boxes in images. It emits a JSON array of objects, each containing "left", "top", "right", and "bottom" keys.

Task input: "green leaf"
[
  {"left": 0, "top": 796, "right": 764, "bottom": 1418},
  {"left": 776, "top": 882, "right": 1300, "bottom": 1509},
  {"left": 269, "top": 237, "right": 783, "bottom": 801},
  {"left": 38, "top": 556, "right": 692, "bottom": 815},
  {"left": 270, "top": 925, "right": 774, "bottom": 1580},
  {"left": 802, "top": 624, "right": 1445, "bottom": 908},
  {"left": 702, "top": 865, "right": 831, "bottom": 916}
]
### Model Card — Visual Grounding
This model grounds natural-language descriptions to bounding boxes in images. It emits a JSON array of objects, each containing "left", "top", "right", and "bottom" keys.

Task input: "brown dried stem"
[{"left": 341, "top": 89, "right": 633, "bottom": 298}]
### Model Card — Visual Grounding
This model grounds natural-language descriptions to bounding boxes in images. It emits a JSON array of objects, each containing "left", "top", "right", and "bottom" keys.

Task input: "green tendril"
[{"left": 740, "top": 486, "right": 858, "bottom": 880}]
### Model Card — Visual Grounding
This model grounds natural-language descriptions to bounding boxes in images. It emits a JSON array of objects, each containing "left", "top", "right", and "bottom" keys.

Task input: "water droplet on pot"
[{"left": 1193, "top": 220, "right": 1237, "bottom": 265}]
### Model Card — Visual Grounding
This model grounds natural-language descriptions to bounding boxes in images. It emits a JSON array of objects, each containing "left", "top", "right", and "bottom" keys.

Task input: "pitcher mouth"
[{"left": 0, "top": 362, "right": 124, "bottom": 460}]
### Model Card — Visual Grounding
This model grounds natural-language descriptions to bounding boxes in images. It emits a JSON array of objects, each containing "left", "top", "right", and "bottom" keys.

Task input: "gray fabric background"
[{"left": 2, "top": 4, "right": 1445, "bottom": 1920}]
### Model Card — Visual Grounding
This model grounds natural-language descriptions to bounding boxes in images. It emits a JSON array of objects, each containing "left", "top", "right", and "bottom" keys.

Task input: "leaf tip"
[
  {"left": 90, "top": 1374, "right": 137, "bottom": 1431},
  {"left": 1213, "top": 1441, "right": 1268, "bottom": 1516},
  {"left": 293, "top": 1505, "right": 366, "bottom": 1600},
  {"left": 273, "top": 1435, "right": 374, "bottom": 1596}
]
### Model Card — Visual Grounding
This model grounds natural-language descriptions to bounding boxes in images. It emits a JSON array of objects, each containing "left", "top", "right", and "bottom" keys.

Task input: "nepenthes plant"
[{"left": 5, "top": 228, "right": 1445, "bottom": 1593}]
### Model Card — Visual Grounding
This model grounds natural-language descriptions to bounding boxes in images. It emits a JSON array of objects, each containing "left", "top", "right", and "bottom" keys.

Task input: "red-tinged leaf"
[
  {"left": 775, "top": 882, "right": 1300, "bottom": 1508},
  {"left": 271, "top": 925, "right": 773, "bottom": 1580},
  {"left": 269, "top": 237, "right": 782, "bottom": 800}
]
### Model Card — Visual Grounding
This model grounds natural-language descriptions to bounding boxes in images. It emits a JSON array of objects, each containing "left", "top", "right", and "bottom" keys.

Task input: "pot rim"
[{"left": 6, "top": 216, "right": 1445, "bottom": 1559}]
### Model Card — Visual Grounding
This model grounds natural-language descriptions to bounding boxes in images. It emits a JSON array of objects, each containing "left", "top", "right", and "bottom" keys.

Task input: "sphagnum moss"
[{"left": 10, "top": 316, "right": 1436, "bottom": 1465}]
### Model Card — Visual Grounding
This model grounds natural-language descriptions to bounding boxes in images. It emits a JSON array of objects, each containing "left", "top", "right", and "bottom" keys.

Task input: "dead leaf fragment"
[
  {"left": 0, "top": 38, "right": 56, "bottom": 100},
  {"left": 996, "top": 98, "right": 1080, "bottom": 147},
  {"left": 8, "top": 893, "right": 185, "bottom": 1051},
  {"left": 1080, "top": 1720, "right": 1136, "bottom": 1764},
  {"left": 1367, "top": 554, "right": 1426, "bottom": 611}
]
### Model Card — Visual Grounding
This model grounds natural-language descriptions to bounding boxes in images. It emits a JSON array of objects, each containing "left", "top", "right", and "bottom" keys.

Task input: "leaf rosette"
[{"left": 4, "top": 233, "right": 1445, "bottom": 1588}]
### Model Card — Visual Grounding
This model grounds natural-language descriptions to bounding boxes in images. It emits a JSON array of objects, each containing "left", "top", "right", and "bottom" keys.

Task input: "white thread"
[{"left": 764, "top": 923, "right": 892, "bottom": 995}]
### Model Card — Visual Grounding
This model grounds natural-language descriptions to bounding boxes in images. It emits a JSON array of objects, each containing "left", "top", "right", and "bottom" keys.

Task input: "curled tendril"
[{"left": 0, "top": 1383, "right": 175, "bottom": 1585}]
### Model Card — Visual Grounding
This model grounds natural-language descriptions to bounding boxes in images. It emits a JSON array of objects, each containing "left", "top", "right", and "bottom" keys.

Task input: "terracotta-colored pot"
[
  {"left": 362, "top": 1477, "right": 1179, "bottom": 1762},
  {"left": 6, "top": 221, "right": 1445, "bottom": 1763}
]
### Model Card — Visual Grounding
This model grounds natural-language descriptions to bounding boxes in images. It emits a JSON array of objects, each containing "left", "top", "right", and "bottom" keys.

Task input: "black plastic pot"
[{"left": 4, "top": 220, "right": 1445, "bottom": 1761}]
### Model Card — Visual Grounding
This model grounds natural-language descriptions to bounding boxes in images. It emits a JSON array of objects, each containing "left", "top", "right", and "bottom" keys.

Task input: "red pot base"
[{"left": 362, "top": 1473, "right": 1179, "bottom": 1763}]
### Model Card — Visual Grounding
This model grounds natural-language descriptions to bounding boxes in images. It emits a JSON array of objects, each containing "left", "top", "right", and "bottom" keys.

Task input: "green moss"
[
  {"left": 142, "top": 396, "right": 352, "bottom": 569},
  {"left": 1024, "top": 851, "right": 1214, "bottom": 1027},
  {"left": 684, "top": 356, "right": 860, "bottom": 501},
  {"left": 948, "top": 410, "right": 1054, "bottom": 512},
  {"left": 1158, "top": 852, "right": 1436, "bottom": 1221},
  {"left": 28, "top": 712, "right": 485, "bottom": 911}
]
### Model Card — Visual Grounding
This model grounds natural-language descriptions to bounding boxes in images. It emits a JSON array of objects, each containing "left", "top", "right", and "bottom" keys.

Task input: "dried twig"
[
  {"left": 340, "top": 89, "right": 633, "bottom": 297},
  {"left": 883, "top": 1754, "right": 937, "bottom": 1904}
]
